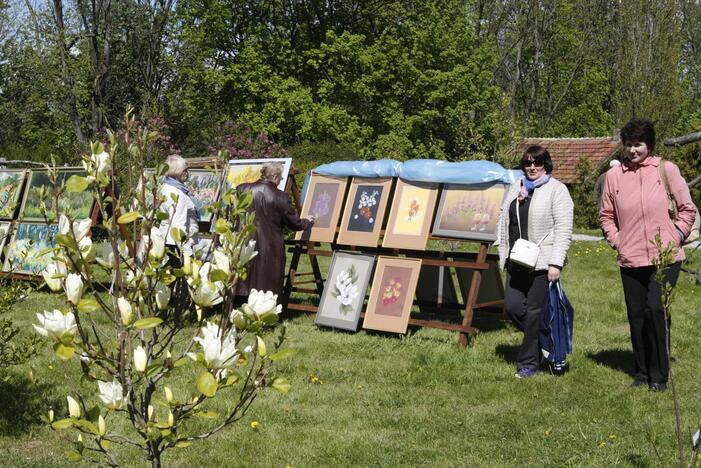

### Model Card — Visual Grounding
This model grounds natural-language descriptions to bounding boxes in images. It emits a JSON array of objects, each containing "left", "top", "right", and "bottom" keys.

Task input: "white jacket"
[
  {"left": 496, "top": 178, "right": 573, "bottom": 271},
  {"left": 158, "top": 183, "right": 199, "bottom": 255}
]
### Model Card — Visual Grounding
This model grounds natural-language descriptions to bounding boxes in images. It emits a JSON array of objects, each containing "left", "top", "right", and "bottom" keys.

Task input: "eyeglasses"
[{"left": 522, "top": 160, "right": 544, "bottom": 168}]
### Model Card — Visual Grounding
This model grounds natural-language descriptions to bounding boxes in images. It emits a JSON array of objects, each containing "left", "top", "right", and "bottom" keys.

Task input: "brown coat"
[{"left": 236, "top": 179, "right": 312, "bottom": 297}]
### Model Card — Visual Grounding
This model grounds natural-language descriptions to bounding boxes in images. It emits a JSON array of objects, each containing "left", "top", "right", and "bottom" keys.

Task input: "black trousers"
[
  {"left": 504, "top": 268, "right": 549, "bottom": 371},
  {"left": 620, "top": 262, "right": 681, "bottom": 385}
]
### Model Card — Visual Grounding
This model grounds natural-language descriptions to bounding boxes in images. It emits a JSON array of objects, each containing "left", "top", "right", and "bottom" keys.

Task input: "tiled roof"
[{"left": 518, "top": 137, "right": 620, "bottom": 184}]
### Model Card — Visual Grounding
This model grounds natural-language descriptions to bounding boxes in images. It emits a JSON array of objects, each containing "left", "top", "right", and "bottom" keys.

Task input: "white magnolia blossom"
[
  {"left": 78, "top": 237, "right": 95, "bottom": 262},
  {"left": 148, "top": 227, "right": 166, "bottom": 260},
  {"left": 334, "top": 270, "right": 359, "bottom": 306},
  {"left": 188, "top": 322, "right": 238, "bottom": 369},
  {"left": 64, "top": 273, "right": 84, "bottom": 305},
  {"left": 154, "top": 282, "right": 171, "bottom": 310},
  {"left": 33, "top": 309, "right": 77, "bottom": 340},
  {"left": 117, "top": 297, "right": 133, "bottom": 326},
  {"left": 83, "top": 151, "right": 111, "bottom": 176},
  {"left": 67, "top": 395, "right": 81, "bottom": 418},
  {"left": 98, "top": 415, "right": 106, "bottom": 435},
  {"left": 237, "top": 239, "right": 258, "bottom": 266},
  {"left": 58, "top": 215, "right": 92, "bottom": 242},
  {"left": 190, "top": 281, "right": 223, "bottom": 308},
  {"left": 212, "top": 249, "right": 230, "bottom": 276},
  {"left": 97, "top": 380, "right": 126, "bottom": 409},
  {"left": 95, "top": 242, "right": 115, "bottom": 268},
  {"left": 134, "top": 345, "right": 148, "bottom": 372},
  {"left": 245, "top": 289, "right": 282, "bottom": 316},
  {"left": 42, "top": 262, "right": 64, "bottom": 292}
]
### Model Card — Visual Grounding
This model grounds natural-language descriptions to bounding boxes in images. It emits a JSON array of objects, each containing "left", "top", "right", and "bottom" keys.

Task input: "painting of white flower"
[{"left": 331, "top": 265, "right": 359, "bottom": 313}]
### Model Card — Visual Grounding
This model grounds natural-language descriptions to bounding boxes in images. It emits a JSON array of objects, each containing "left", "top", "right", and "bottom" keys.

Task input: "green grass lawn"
[{"left": 1, "top": 240, "right": 700, "bottom": 467}]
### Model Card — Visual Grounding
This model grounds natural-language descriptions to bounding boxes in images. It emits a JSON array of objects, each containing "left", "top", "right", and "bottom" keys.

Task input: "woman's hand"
[{"left": 547, "top": 265, "right": 561, "bottom": 282}]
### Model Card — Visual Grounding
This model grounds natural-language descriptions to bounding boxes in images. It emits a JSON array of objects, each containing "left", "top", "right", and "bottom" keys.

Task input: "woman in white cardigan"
[{"left": 496, "top": 146, "right": 573, "bottom": 378}]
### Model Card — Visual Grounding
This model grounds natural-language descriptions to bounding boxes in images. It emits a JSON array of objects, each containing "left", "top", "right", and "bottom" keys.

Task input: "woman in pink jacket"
[{"left": 600, "top": 119, "right": 696, "bottom": 392}]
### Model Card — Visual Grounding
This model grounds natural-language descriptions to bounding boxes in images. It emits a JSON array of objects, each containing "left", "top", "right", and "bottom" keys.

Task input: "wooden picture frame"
[
  {"left": 21, "top": 168, "right": 94, "bottom": 222},
  {"left": 0, "top": 221, "right": 11, "bottom": 254},
  {"left": 336, "top": 177, "right": 393, "bottom": 247},
  {"left": 382, "top": 179, "right": 438, "bottom": 250},
  {"left": 362, "top": 256, "right": 422, "bottom": 334},
  {"left": 0, "top": 169, "right": 27, "bottom": 220},
  {"left": 432, "top": 182, "right": 508, "bottom": 241},
  {"left": 315, "top": 251, "right": 375, "bottom": 331},
  {"left": 295, "top": 174, "right": 348, "bottom": 243},
  {"left": 225, "top": 158, "right": 292, "bottom": 192},
  {"left": 2, "top": 222, "right": 59, "bottom": 275}
]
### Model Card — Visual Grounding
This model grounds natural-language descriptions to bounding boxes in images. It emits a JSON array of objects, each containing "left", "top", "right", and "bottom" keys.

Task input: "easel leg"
[
  {"left": 458, "top": 243, "right": 488, "bottom": 347},
  {"left": 282, "top": 243, "right": 302, "bottom": 311}
]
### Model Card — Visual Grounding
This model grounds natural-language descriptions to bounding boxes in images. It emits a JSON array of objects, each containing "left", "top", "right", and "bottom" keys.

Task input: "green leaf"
[
  {"left": 272, "top": 377, "right": 291, "bottom": 394},
  {"left": 77, "top": 297, "right": 101, "bottom": 313},
  {"left": 261, "top": 312, "right": 279, "bottom": 325},
  {"left": 196, "top": 371, "right": 217, "bottom": 397},
  {"left": 256, "top": 336, "right": 267, "bottom": 357},
  {"left": 173, "top": 357, "right": 189, "bottom": 368},
  {"left": 54, "top": 343, "right": 75, "bottom": 360},
  {"left": 214, "top": 218, "right": 228, "bottom": 234},
  {"left": 170, "top": 227, "right": 184, "bottom": 243},
  {"left": 85, "top": 405, "right": 100, "bottom": 422},
  {"left": 56, "top": 234, "right": 79, "bottom": 251},
  {"left": 73, "top": 419, "right": 98, "bottom": 435},
  {"left": 67, "top": 450, "right": 82, "bottom": 462},
  {"left": 91, "top": 141, "right": 105, "bottom": 155},
  {"left": 100, "top": 440, "right": 111, "bottom": 450},
  {"left": 51, "top": 418, "right": 73, "bottom": 429},
  {"left": 64, "top": 175, "right": 89, "bottom": 192},
  {"left": 134, "top": 317, "right": 163, "bottom": 329},
  {"left": 269, "top": 349, "right": 296, "bottom": 361},
  {"left": 117, "top": 211, "right": 140, "bottom": 224},
  {"left": 195, "top": 410, "right": 219, "bottom": 419},
  {"left": 208, "top": 269, "right": 228, "bottom": 282},
  {"left": 175, "top": 441, "right": 192, "bottom": 448}
]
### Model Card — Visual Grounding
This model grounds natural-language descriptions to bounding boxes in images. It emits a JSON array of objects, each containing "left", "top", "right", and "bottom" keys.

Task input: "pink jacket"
[{"left": 600, "top": 156, "right": 696, "bottom": 268}]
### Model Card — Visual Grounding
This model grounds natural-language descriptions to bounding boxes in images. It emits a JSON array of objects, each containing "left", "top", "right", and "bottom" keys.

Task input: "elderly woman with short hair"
[
  {"left": 158, "top": 154, "right": 200, "bottom": 256},
  {"left": 496, "top": 145, "right": 574, "bottom": 378},
  {"left": 236, "top": 162, "right": 314, "bottom": 299}
]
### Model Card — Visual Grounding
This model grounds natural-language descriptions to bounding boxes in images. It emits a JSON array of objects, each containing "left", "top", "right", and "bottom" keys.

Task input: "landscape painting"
[
  {"left": 362, "top": 256, "right": 422, "bottom": 334},
  {"left": 22, "top": 169, "right": 94, "bottom": 221},
  {"left": 337, "top": 177, "right": 393, "bottom": 247},
  {"left": 315, "top": 251, "right": 375, "bottom": 331},
  {"left": 0, "top": 170, "right": 26, "bottom": 219},
  {"left": 382, "top": 179, "right": 438, "bottom": 250},
  {"left": 188, "top": 169, "right": 221, "bottom": 222},
  {"left": 226, "top": 158, "right": 292, "bottom": 191},
  {"left": 433, "top": 183, "right": 508, "bottom": 241},
  {"left": 295, "top": 174, "right": 347, "bottom": 243},
  {"left": 2, "top": 222, "right": 59, "bottom": 275}
]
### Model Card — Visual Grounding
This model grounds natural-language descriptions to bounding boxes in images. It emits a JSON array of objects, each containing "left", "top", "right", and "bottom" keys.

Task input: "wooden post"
[{"left": 458, "top": 242, "right": 488, "bottom": 347}]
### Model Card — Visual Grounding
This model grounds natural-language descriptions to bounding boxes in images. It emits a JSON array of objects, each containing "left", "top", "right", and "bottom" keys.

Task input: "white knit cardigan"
[{"left": 496, "top": 177, "right": 574, "bottom": 271}]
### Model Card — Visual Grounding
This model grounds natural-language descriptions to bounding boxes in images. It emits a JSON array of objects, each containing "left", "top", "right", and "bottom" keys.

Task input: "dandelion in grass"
[{"left": 331, "top": 265, "right": 359, "bottom": 313}]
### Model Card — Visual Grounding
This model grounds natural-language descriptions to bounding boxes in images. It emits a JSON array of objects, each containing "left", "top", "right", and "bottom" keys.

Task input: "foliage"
[
  {"left": 571, "top": 158, "right": 601, "bottom": 229},
  {"left": 31, "top": 111, "right": 291, "bottom": 467},
  {"left": 0, "top": 281, "right": 40, "bottom": 370},
  {"left": 206, "top": 121, "right": 288, "bottom": 160}
]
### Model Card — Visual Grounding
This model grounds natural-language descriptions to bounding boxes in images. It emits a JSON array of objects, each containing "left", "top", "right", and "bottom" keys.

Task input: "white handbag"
[{"left": 509, "top": 202, "right": 552, "bottom": 269}]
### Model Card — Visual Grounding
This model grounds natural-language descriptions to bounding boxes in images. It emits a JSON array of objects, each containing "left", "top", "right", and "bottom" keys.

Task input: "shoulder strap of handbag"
[
  {"left": 515, "top": 197, "right": 552, "bottom": 245},
  {"left": 659, "top": 159, "right": 679, "bottom": 219}
]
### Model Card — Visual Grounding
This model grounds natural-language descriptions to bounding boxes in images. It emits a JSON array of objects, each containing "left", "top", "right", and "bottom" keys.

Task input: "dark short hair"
[
  {"left": 521, "top": 145, "right": 554, "bottom": 174},
  {"left": 620, "top": 119, "right": 656, "bottom": 151}
]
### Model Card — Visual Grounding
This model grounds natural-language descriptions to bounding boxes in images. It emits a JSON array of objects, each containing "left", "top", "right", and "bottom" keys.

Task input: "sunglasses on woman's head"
[{"left": 522, "top": 160, "right": 544, "bottom": 168}]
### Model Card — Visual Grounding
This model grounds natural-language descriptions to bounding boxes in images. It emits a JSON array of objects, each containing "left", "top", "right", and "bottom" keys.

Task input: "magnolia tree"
[{"left": 35, "top": 112, "right": 291, "bottom": 467}]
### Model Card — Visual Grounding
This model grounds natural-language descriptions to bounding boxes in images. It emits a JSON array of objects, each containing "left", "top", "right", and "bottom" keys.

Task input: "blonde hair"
[
  {"left": 261, "top": 162, "right": 283, "bottom": 181},
  {"left": 165, "top": 154, "right": 188, "bottom": 179}
]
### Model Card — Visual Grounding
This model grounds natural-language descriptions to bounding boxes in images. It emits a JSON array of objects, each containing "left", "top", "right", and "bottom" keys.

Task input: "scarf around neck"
[
  {"left": 518, "top": 174, "right": 551, "bottom": 201},
  {"left": 164, "top": 176, "right": 201, "bottom": 221}
]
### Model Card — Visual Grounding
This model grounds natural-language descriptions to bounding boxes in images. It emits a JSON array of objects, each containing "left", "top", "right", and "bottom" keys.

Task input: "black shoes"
[{"left": 649, "top": 382, "right": 667, "bottom": 392}]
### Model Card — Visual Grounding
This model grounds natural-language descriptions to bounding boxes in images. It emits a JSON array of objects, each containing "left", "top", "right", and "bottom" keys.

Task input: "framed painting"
[
  {"left": 0, "top": 221, "right": 11, "bottom": 254},
  {"left": 295, "top": 174, "right": 348, "bottom": 243},
  {"left": 336, "top": 177, "right": 393, "bottom": 247},
  {"left": 0, "top": 170, "right": 27, "bottom": 219},
  {"left": 2, "top": 222, "right": 59, "bottom": 275},
  {"left": 21, "top": 168, "right": 94, "bottom": 222},
  {"left": 315, "top": 251, "right": 375, "bottom": 331},
  {"left": 225, "top": 158, "right": 292, "bottom": 192},
  {"left": 362, "top": 256, "right": 422, "bottom": 334},
  {"left": 432, "top": 182, "right": 508, "bottom": 241},
  {"left": 382, "top": 179, "right": 438, "bottom": 250},
  {"left": 188, "top": 169, "right": 221, "bottom": 223}
]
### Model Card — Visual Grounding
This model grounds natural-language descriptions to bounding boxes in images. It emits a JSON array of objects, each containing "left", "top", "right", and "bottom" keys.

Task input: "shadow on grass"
[
  {"left": 0, "top": 373, "right": 58, "bottom": 437},
  {"left": 495, "top": 344, "right": 519, "bottom": 364},
  {"left": 587, "top": 349, "right": 635, "bottom": 377}
]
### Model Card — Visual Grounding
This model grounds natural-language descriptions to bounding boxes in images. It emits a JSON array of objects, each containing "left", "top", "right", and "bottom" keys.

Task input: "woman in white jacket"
[
  {"left": 158, "top": 154, "right": 200, "bottom": 257},
  {"left": 496, "top": 146, "right": 573, "bottom": 378}
]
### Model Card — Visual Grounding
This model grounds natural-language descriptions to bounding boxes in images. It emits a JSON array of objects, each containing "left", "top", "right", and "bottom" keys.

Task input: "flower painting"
[
  {"left": 316, "top": 252, "right": 375, "bottom": 331},
  {"left": 382, "top": 180, "right": 438, "bottom": 250},
  {"left": 432, "top": 183, "right": 508, "bottom": 241},
  {"left": 22, "top": 169, "right": 94, "bottom": 221},
  {"left": 391, "top": 185, "right": 428, "bottom": 236},
  {"left": 0, "top": 170, "right": 25, "bottom": 219},
  {"left": 337, "top": 177, "right": 393, "bottom": 247},
  {"left": 2, "top": 222, "right": 59, "bottom": 275},
  {"left": 363, "top": 256, "right": 422, "bottom": 334},
  {"left": 296, "top": 174, "right": 347, "bottom": 242},
  {"left": 225, "top": 158, "right": 291, "bottom": 191},
  {"left": 347, "top": 186, "right": 383, "bottom": 232}
]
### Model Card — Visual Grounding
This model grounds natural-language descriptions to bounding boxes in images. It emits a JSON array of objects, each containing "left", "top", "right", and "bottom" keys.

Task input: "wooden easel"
[{"left": 281, "top": 173, "right": 504, "bottom": 347}]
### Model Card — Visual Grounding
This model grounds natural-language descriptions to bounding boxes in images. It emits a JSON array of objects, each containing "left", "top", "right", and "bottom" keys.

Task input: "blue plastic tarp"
[{"left": 301, "top": 159, "right": 522, "bottom": 203}]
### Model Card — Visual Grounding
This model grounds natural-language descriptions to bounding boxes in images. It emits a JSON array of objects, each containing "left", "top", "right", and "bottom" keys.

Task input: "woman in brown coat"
[{"left": 236, "top": 162, "right": 314, "bottom": 297}]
